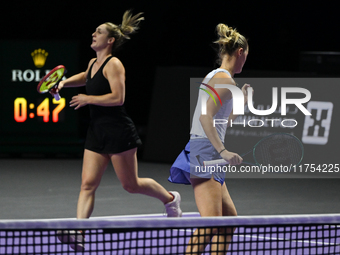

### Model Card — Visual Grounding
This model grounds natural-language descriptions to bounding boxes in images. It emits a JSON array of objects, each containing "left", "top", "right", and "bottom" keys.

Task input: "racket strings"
[
  {"left": 240, "top": 149, "right": 254, "bottom": 164},
  {"left": 254, "top": 134, "right": 303, "bottom": 167}
]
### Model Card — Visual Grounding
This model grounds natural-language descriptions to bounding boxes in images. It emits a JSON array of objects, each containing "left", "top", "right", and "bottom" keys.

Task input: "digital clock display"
[
  {"left": 0, "top": 40, "right": 84, "bottom": 155},
  {"left": 14, "top": 97, "right": 65, "bottom": 123}
]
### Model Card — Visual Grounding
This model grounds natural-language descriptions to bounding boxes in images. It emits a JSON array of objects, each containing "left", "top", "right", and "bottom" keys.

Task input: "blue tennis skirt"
[{"left": 168, "top": 138, "right": 225, "bottom": 185}]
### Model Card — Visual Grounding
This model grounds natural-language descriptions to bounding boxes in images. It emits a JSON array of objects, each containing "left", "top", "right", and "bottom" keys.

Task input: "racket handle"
[
  {"left": 203, "top": 159, "right": 228, "bottom": 167},
  {"left": 53, "top": 93, "right": 61, "bottom": 101}
]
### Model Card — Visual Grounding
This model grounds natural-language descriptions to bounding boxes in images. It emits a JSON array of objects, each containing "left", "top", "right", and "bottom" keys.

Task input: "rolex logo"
[{"left": 31, "top": 48, "right": 48, "bottom": 68}]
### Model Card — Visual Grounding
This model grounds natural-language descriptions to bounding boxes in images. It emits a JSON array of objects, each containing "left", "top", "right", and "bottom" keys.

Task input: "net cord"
[{"left": 1, "top": 213, "right": 340, "bottom": 231}]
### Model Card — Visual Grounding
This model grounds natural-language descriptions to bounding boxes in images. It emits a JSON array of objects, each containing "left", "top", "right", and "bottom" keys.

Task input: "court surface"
[{"left": 1, "top": 158, "right": 340, "bottom": 219}]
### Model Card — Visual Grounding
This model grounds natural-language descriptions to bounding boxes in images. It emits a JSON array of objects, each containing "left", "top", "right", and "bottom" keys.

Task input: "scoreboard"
[{"left": 0, "top": 40, "right": 84, "bottom": 155}]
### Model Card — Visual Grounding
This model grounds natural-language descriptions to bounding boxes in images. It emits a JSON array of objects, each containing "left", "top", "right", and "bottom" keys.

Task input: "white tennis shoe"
[
  {"left": 165, "top": 191, "right": 182, "bottom": 217},
  {"left": 57, "top": 230, "right": 85, "bottom": 251}
]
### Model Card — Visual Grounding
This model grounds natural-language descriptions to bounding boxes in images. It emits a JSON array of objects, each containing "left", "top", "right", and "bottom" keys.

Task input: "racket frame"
[
  {"left": 252, "top": 132, "right": 304, "bottom": 168},
  {"left": 37, "top": 65, "right": 66, "bottom": 101}
]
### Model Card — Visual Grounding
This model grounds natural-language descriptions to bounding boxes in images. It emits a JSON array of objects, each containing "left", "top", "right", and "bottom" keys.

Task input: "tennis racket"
[
  {"left": 37, "top": 65, "right": 67, "bottom": 101},
  {"left": 203, "top": 133, "right": 304, "bottom": 169}
]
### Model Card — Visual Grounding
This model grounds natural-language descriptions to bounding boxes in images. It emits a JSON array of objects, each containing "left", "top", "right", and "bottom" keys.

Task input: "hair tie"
[{"left": 219, "top": 148, "right": 226, "bottom": 154}]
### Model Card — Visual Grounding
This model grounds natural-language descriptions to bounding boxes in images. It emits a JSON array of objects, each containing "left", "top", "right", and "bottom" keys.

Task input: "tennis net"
[{"left": 1, "top": 212, "right": 339, "bottom": 254}]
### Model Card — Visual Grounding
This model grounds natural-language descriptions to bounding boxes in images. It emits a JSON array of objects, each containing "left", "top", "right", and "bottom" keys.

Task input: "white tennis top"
[{"left": 190, "top": 68, "right": 233, "bottom": 142}]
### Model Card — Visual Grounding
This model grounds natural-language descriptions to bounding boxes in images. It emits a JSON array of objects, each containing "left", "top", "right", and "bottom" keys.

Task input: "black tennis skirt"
[{"left": 84, "top": 117, "right": 142, "bottom": 154}]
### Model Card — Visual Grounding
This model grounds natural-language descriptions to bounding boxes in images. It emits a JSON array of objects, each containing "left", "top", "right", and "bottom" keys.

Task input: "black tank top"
[{"left": 86, "top": 56, "right": 128, "bottom": 121}]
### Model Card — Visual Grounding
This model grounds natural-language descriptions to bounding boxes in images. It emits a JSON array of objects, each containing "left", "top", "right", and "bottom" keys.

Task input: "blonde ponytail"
[
  {"left": 105, "top": 10, "right": 144, "bottom": 52},
  {"left": 214, "top": 23, "right": 248, "bottom": 61}
]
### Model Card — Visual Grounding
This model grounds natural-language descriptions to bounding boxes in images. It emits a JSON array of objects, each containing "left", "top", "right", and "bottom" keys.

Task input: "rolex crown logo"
[{"left": 31, "top": 48, "right": 48, "bottom": 68}]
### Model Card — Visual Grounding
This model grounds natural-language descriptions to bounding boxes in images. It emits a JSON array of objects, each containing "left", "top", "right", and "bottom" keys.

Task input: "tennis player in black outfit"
[{"left": 53, "top": 10, "right": 182, "bottom": 251}]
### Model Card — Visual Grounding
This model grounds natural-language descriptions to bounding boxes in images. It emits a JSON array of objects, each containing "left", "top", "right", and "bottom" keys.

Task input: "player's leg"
[
  {"left": 58, "top": 149, "right": 110, "bottom": 251},
  {"left": 208, "top": 181, "right": 237, "bottom": 253},
  {"left": 221, "top": 182, "right": 237, "bottom": 217},
  {"left": 77, "top": 149, "right": 110, "bottom": 219},
  {"left": 110, "top": 148, "right": 181, "bottom": 216},
  {"left": 186, "top": 177, "right": 226, "bottom": 254}
]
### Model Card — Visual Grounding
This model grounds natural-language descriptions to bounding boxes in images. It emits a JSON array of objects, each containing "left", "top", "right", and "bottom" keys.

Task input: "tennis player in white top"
[{"left": 169, "top": 23, "right": 252, "bottom": 254}]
